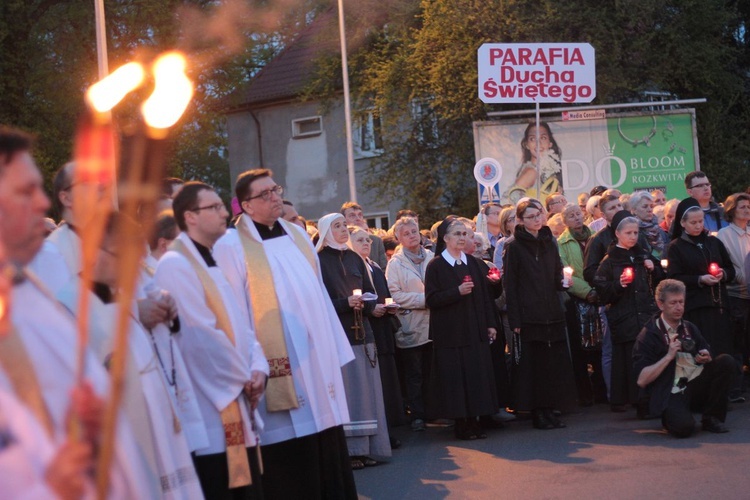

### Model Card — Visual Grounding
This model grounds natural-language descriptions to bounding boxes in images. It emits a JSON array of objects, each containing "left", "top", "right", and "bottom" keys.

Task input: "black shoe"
[
  {"left": 702, "top": 417, "right": 729, "bottom": 433},
  {"left": 543, "top": 408, "right": 566, "bottom": 428},
  {"left": 532, "top": 409, "right": 555, "bottom": 430},
  {"left": 454, "top": 419, "right": 477, "bottom": 440}
]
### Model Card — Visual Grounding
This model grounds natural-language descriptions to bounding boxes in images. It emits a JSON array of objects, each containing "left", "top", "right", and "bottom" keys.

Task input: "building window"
[
  {"left": 292, "top": 116, "right": 323, "bottom": 138},
  {"left": 411, "top": 99, "right": 439, "bottom": 146},
  {"left": 353, "top": 109, "right": 383, "bottom": 158}
]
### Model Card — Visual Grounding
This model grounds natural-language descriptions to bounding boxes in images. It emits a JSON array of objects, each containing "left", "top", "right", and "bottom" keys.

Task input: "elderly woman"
[
  {"left": 667, "top": 199, "right": 735, "bottom": 357},
  {"left": 473, "top": 231, "right": 492, "bottom": 261},
  {"left": 630, "top": 191, "right": 670, "bottom": 260},
  {"left": 385, "top": 216, "right": 434, "bottom": 432},
  {"left": 316, "top": 213, "right": 391, "bottom": 469},
  {"left": 504, "top": 201, "right": 576, "bottom": 429},
  {"left": 348, "top": 225, "right": 405, "bottom": 444},
  {"left": 425, "top": 217, "right": 498, "bottom": 440},
  {"left": 594, "top": 211, "right": 663, "bottom": 413},
  {"left": 557, "top": 203, "right": 606, "bottom": 406},
  {"left": 660, "top": 198, "right": 679, "bottom": 234}
]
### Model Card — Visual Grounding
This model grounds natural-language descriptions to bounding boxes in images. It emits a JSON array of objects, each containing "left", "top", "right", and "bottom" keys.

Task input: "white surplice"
[
  {"left": 154, "top": 233, "right": 268, "bottom": 456},
  {"left": 57, "top": 280, "right": 204, "bottom": 500},
  {"left": 4, "top": 277, "right": 158, "bottom": 499},
  {"left": 26, "top": 239, "right": 72, "bottom": 295},
  {"left": 214, "top": 215, "right": 354, "bottom": 446},
  {"left": 0, "top": 386, "right": 71, "bottom": 499}
]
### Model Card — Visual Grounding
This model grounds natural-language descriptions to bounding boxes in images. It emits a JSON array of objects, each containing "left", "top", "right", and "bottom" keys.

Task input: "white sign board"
[{"left": 478, "top": 43, "right": 596, "bottom": 104}]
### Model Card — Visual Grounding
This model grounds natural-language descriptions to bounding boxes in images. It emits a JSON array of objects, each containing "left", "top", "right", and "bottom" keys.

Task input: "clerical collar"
[
  {"left": 441, "top": 248, "right": 467, "bottom": 266},
  {"left": 252, "top": 219, "right": 286, "bottom": 240},
  {"left": 190, "top": 237, "right": 217, "bottom": 267},
  {"left": 92, "top": 282, "right": 114, "bottom": 304}
]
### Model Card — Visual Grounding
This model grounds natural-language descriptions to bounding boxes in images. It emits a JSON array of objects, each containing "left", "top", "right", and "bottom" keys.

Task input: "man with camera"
[{"left": 633, "top": 279, "right": 735, "bottom": 437}]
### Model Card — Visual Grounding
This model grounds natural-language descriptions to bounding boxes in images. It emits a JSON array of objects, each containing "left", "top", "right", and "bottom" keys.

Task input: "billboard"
[{"left": 472, "top": 109, "right": 699, "bottom": 205}]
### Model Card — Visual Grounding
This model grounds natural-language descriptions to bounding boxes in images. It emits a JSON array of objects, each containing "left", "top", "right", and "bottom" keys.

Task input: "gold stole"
[
  {"left": 236, "top": 217, "right": 317, "bottom": 412},
  {"left": 0, "top": 326, "right": 55, "bottom": 438},
  {"left": 171, "top": 239, "right": 254, "bottom": 488}
]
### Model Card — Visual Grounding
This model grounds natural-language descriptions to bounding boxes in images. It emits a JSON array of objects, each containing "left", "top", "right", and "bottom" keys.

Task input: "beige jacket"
[{"left": 385, "top": 247, "right": 433, "bottom": 348}]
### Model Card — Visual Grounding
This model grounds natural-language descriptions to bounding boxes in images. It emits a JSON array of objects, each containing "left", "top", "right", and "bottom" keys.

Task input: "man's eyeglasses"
[
  {"left": 450, "top": 231, "right": 469, "bottom": 237},
  {"left": 190, "top": 203, "right": 225, "bottom": 213},
  {"left": 690, "top": 182, "right": 711, "bottom": 189},
  {"left": 246, "top": 185, "right": 284, "bottom": 202}
]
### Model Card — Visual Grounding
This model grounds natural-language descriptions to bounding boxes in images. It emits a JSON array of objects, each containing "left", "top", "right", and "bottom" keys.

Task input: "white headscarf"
[{"left": 315, "top": 213, "right": 349, "bottom": 252}]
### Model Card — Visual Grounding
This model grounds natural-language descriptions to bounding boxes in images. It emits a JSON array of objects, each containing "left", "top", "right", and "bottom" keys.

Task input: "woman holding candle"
[
  {"left": 557, "top": 203, "right": 607, "bottom": 406},
  {"left": 385, "top": 216, "right": 434, "bottom": 432},
  {"left": 316, "top": 213, "right": 391, "bottom": 469},
  {"left": 630, "top": 191, "right": 670, "bottom": 260},
  {"left": 594, "top": 210, "right": 664, "bottom": 413},
  {"left": 504, "top": 201, "right": 576, "bottom": 429},
  {"left": 667, "top": 198, "right": 735, "bottom": 357},
  {"left": 348, "top": 225, "right": 405, "bottom": 445},
  {"left": 424, "top": 217, "right": 498, "bottom": 440}
]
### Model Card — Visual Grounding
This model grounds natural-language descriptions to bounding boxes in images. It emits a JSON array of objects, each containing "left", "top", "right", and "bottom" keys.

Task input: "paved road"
[{"left": 353, "top": 403, "right": 750, "bottom": 499}]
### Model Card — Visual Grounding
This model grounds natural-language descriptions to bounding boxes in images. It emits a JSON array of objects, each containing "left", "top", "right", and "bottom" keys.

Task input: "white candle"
[
  {"left": 352, "top": 289, "right": 362, "bottom": 297},
  {"left": 661, "top": 259, "right": 668, "bottom": 269},
  {"left": 563, "top": 267, "right": 573, "bottom": 280},
  {"left": 385, "top": 298, "right": 394, "bottom": 305}
]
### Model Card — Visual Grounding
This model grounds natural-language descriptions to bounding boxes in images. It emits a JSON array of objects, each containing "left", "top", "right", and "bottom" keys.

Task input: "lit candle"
[
  {"left": 385, "top": 298, "right": 394, "bottom": 305},
  {"left": 622, "top": 267, "right": 634, "bottom": 282},
  {"left": 487, "top": 267, "right": 501, "bottom": 280},
  {"left": 353, "top": 289, "right": 362, "bottom": 297},
  {"left": 462, "top": 275, "right": 473, "bottom": 284},
  {"left": 563, "top": 266, "right": 573, "bottom": 280},
  {"left": 709, "top": 263, "right": 721, "bottom": 277},
  {"left": 661, "top": 259, "right": 668, "bottom": 269},
  {"left": 562, "top": 266, "right": 573, "bottom": 287}
]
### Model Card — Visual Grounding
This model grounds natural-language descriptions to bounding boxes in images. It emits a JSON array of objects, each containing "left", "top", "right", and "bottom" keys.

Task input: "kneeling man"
[{"left": 633, "top": 279, "right": 734, "bottom": 437}]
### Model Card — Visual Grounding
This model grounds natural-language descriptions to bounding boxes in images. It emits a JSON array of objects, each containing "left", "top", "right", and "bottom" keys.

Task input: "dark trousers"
[
  {"left": 192, "top": 447, "right": 264, "bottom": 500},
  {"left": 662, "top": 354, "right": 734, "bottom": 437},
  {"left": 260, "top": 426, "right": 357, "bottom": 500},
  {"left": 397, "top": 343, "right": 432, "bottom": 420},
  {"left": 728, "top": 296, "right": 750, "bottom": 394}
]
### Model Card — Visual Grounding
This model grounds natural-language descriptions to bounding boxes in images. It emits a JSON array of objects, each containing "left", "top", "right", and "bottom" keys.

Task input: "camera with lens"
[{"left": 680, "top": 337, "right": 696, "bottom": 355}]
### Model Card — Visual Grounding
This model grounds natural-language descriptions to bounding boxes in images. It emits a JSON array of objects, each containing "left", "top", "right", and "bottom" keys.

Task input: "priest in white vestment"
[
  {"left": 0, "top": 128, "right": 156, "bottom": 499},
  {"left": 155, "top": 182, "right": 268, "bottom": 500},
  {"left": 214, "top": 169, "right": 357, "bottom": 500},
  {"left": 57, "top": 211, "right": 204, "bottom": 500}
]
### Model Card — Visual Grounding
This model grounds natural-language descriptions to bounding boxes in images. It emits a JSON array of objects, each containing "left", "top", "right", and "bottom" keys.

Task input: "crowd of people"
[{"left": 0, "top": 121, "right": 747, "bottom": 499}]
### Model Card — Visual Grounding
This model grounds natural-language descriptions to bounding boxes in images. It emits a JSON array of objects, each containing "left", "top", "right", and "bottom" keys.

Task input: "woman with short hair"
[
  {"left": 504, "top": 201, "right": 576, "bottom": 429},
  {"left": 630, "top": 191, "right": 670, "bottom": 260}
]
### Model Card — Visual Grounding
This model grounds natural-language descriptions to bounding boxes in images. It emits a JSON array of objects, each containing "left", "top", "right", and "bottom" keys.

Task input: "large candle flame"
[
  {"left": 142, "top": 52, "right": 193, "bottom": 131},
  {"left": 86, "top": 62, "right": 145, "bottom": 113}
]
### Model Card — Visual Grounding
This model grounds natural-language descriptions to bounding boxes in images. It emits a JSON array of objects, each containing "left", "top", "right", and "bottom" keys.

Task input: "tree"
[{"left": 312, "top": 0, "right": 750, "bottom": 224}]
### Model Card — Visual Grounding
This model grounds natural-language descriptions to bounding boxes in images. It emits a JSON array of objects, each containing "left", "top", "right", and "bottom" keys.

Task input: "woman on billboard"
[{"left": 504, "top": 122, "right": 563, "bottom": 204}]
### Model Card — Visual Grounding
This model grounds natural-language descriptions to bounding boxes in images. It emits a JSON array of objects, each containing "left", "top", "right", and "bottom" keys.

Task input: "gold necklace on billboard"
[{"left": 618, "top": 115, "right": 657, "bottom": 147}]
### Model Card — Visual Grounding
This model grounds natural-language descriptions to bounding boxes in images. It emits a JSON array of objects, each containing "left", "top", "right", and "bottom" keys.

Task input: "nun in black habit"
[{"left": 424, "top": 217, "right": 498, "bottom": 440}]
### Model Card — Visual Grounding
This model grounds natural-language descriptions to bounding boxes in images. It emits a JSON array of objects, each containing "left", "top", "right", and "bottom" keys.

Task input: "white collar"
[
  {"left": 441, "top": 248, "right": 467, "bottom": 266},
  {"left": 729, "top": 222, "right": 750, "bottom": 236}
]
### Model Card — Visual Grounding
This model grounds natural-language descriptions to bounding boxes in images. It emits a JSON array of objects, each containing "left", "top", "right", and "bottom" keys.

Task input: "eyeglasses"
[
  {"left": 450, "top": 231, "right": 469, "bottom": 237},
  {"left": 246, "top": 185, "right": 284, "bottom": 201},
  {"left": 523, "top": 212, "right": 543, "bottom": 221},
  {"left": 690, "top": 182, "right": 711, "bottom": 189},
  {"left": 190, "top": 203, "right": 225, "bottom": 213}
]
